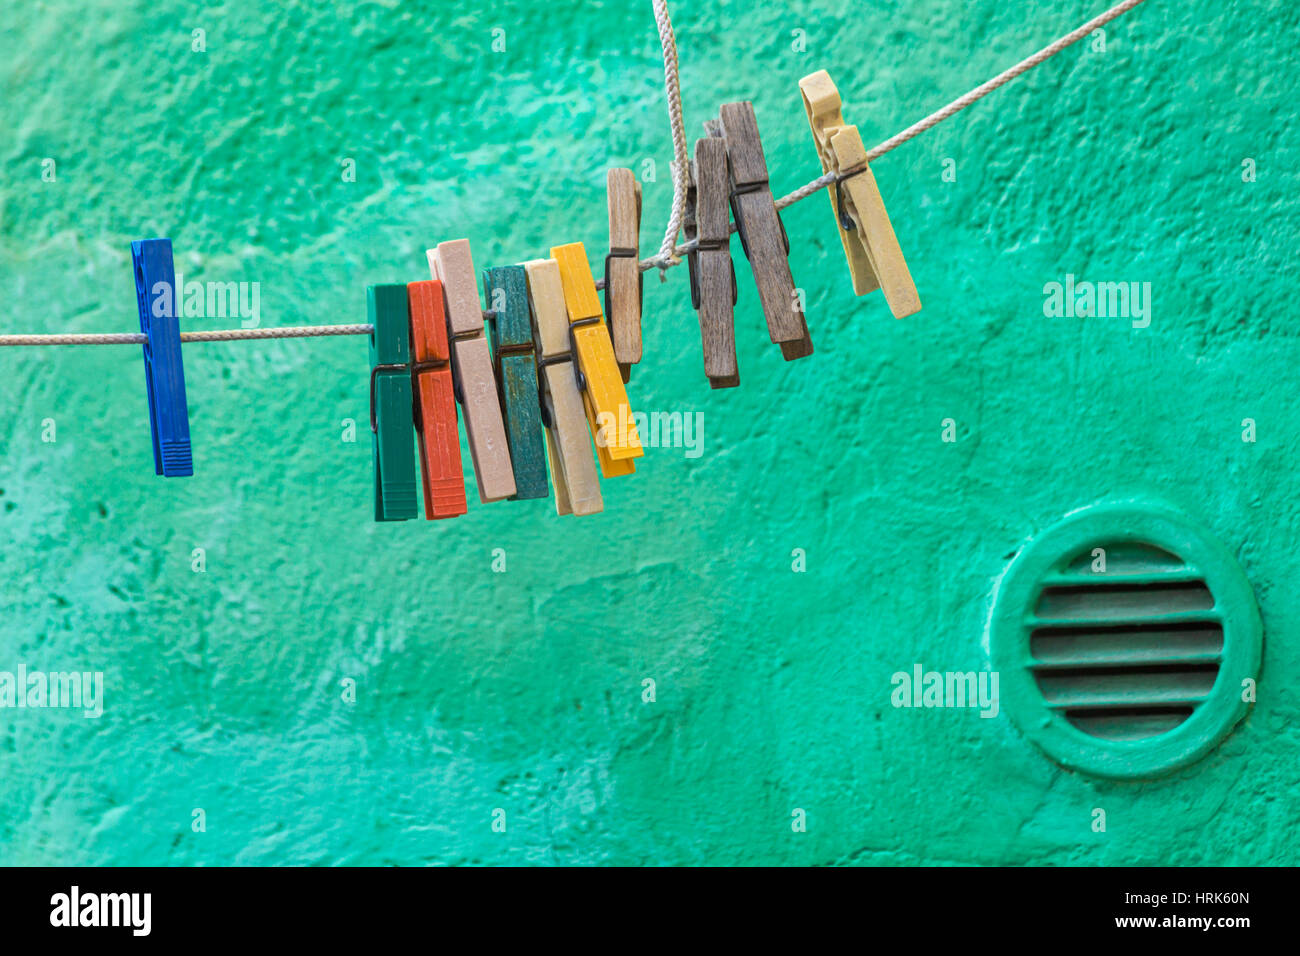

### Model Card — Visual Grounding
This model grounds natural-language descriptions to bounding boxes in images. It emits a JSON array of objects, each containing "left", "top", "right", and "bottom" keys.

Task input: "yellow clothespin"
[
  {"left": 799, "top": 69, "right": 921, "bottom": 317},
  {"left": 550, "top": 242, "right": 643, "bottom": 477}
]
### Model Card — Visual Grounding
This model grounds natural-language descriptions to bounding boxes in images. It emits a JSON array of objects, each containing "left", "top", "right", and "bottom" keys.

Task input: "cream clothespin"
[
  {"left": 523, "top": 258, "right": 603, "bottom": 516},
  {"left": 605, "top": 168, "right": 643, "bottom": 382},
  {"left": 428, "top": 239, "right": 517, "bottom": 503},
  {"left": 799, "top": 69, "right": 920, "bottom": 318}
]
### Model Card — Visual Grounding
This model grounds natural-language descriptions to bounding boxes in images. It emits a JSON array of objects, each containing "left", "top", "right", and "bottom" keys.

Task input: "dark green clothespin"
[
  {"left": 368, "top": 284, "right": 418, "bottom": 521},
  {"left": 483, "top": 265, "right": 549, "bottom": 501}
]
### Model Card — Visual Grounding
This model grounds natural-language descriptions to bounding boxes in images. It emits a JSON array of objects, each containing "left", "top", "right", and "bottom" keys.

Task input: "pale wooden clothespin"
[
  {"left": 524, "top": 258, "right": 604, "bottom": 516},
  {"left": 428, "top": 239, "right": 517, "bottom": 503},
  {"left": 799, "top": 70, "right": 921, "bottom": 317}
]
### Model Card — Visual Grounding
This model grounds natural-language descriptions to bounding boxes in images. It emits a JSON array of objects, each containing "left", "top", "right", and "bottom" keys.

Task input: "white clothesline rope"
[
  {"left": 0, "top": 325, "right": 373, "bottom": 346},
  {"left": 0, "top": 0, "right": 1146, "bottom": 348}
]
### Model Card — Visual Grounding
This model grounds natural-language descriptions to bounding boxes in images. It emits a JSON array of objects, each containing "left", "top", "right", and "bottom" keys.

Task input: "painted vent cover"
[{"left": 990, "top": 503, "right": 1262, "bottom": 779}]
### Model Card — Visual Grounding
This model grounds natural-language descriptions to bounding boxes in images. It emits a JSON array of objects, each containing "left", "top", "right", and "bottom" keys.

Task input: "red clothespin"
[{"left": 408, "top": 280, "right": 467, "bottom": 519}]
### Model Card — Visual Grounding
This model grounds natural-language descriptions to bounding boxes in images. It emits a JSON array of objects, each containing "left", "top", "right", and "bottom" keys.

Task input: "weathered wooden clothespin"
[
  {"left": 131, "top": 238, "right": 193, "bottom": 476},
  {"left": 550, "top": 242, "right": 643, "bottom": 478},
  {"left": 428, "top": 239, "right": 516, "bottom": 503},
  {"left": 799, "top": 69, "right": 920, "bottom": 317},
  {"left": 714, "top": 101, "right": 813, "bottom": 360},
  {"left": 369, "top": 283, "right": 418, "bottom": 521},
  {"left": 483, "top": 265, "right": 549, "bottom": 500},
  {"left": 689, "top": 137, "right": 739, "bottom": 388},
  {"left": 524, "top": 258, "right": 603, "bottom": 516},
  {"left": 407, "top": 280, "right": 467, "bottom": 520},
  {"left": 604, "top": 168, "right": 643, "bottom": 382}
]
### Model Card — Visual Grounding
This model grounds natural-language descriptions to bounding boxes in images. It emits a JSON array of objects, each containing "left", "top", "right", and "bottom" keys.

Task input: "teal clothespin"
[
  {"left": 483, "top": 265, "right": 549, "bottom": 501},
  {"left": 368, "top": 284, "right": 417, "bottom": 521}
]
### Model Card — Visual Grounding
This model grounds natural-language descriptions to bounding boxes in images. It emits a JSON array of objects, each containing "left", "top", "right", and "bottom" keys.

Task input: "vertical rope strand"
[{"left": 651, "top": 0, "right": 690, "bottom": 272}]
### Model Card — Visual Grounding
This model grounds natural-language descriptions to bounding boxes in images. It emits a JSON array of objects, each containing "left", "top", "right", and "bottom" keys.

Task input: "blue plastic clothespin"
[{"left": 131, "top": 238, "right": 193, "bottom": 476}]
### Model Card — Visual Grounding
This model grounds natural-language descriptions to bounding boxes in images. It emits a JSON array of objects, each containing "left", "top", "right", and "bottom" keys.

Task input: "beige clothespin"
[
  {"left": 523, "top": 258, "right": 603, "bottom": 516},
  {"left": 799, "top": 69, "right": 920, "bottom": 318},
  {"left": 427, "top": 239, "right": 517, "bottom": 503}
]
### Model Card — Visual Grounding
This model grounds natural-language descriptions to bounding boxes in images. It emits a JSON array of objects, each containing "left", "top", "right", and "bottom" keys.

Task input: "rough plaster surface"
[{"left": 0, "top": 0, "right": 1297, "bottom": 865}]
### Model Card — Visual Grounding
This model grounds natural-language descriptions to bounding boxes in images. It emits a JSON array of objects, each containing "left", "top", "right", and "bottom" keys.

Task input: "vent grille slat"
[
  {"left": 1065, "top": 708, "right": 1194, "bottom": 741},
  {"left": 1029, "top": 622, "right": 1224, "bottom": 669},
  {"left": 1037, "top": 665, "right": 1219, "bottom": 709},
  {"left": 1027, "top": 610, "right": 1221, "bottom": 629},
  {"left": 1034, "top": 581, "right": 1215, "bottom": 621},
  {"left": 1042, "top": 570, "right": 1206, "bottom": 587}
]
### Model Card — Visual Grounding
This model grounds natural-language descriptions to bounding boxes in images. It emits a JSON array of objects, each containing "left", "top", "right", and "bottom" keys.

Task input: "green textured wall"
[{"left": 1, "top": 0, "right": 1297, "bottom": 866}]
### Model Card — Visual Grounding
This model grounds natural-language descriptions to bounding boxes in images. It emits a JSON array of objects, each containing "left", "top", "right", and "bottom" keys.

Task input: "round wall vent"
[{"left": 989, "top": 503, "right": 1262, "bottom": 779}]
